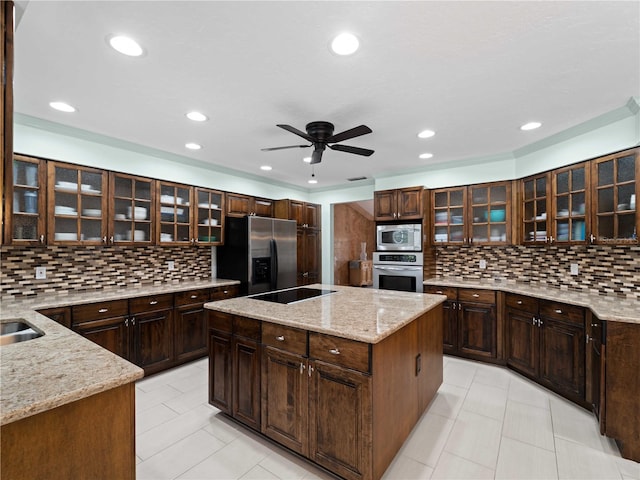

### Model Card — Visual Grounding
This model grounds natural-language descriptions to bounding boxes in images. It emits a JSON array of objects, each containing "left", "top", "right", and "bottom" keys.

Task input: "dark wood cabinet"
[
  {"left": 275, "top": 199, "right": 320, "bottom": 229},
  {"left": 174, "top": 289, "right": 210, "bottom": 364},
  {"left": 505, "top": 294, "right": 586, "bottom": 403},
  {"left": 156, "top": 181, "right": 193, "bottom": 245},
  {"left": 208, "top": 311, "right": 233, "bottom": 414},
  {"left": 72, "top": 300, "right": 130, "bottom": 360},
  {"left": 109, "top": 172, "right": 155, "bottom": 245},
  {"left": 226, "top": 193, "right": 273, "bottom": 217},
  {"left": 129, "top": 294, "right": 174, "bottom": 375},
  {"left": 374, "top": 186, "right": 423, "bottom": 221},
  {"left": 194, "top": 187, "right": 225, "bottom": 246},
  {"left": 37, "top": 306, "right": 72, "bottom": 329},
  {"left": 233, "top": 335, "right": 261, "bottom": 430},
  {"left": 586, "top": 313, "right": 604, "bottom": 430}
]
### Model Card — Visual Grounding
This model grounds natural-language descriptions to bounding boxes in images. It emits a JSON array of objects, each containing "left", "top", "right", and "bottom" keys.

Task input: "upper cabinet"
[
  {"left": 194, "top": 187, "right": 225, "bottom": 245},
  {"left": 274, "top": 199, "right": 320, "bottom": 229},
  {"left": 433, "top": 181, "right": 511, "bottom": 245},
  {"left": 110, "top": 172, "right": 155, "bottom": 245},
  {"left": 156, "top": 181, "right": 193, "bottom": 245},
  {"left": 48, "top": 162, "right": 108, "bottom": 245},
  {"left": 521, "top": 173, "right": 551, "bottom": 244},
  {"left": 226, "top": 193, "right": 273, "bottom": 218},
  {"left": 374, "top": 186, "right": 423, "bottom": 221},
  {"left": 552, "top": 162, "right": 589, "bottom": 244},
  {"left": 592, "top": 149, "right": 638, "bottom": 244}
]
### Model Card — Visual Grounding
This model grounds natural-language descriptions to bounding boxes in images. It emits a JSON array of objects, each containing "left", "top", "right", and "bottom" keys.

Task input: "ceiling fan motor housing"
[{"left": 305, "top": 121, "right": 335, "bottom": 144}]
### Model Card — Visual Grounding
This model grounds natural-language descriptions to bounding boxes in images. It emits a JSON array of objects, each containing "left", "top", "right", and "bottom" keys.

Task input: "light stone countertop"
[
  {"left": 0, "top": 278, "right": 240, "bottom": 426},
  {"left": 205, "top": 284, "right": 447, "bottom": 344},
  {"left": 423, "top": 278, "right": 640, "bottom": 325}
]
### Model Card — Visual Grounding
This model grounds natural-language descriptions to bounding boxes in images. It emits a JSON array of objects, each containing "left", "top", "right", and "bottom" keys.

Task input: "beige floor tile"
[
  {"left": 260, "top": 449, "right": 327, "bottom": 480},
  {"left": 472, "top": 364, "right": 512, "bottom": 390},
  {"left": 443, "top": 361, "right": 478, "bottom": 389},
  {"left": 429, "top": 382, "right": 469, "bottom": 419},
  {"left": 502, "top": 399, "right": 555, "bottom": 451},
  {"left": 461, "top": 382, "right": 508, "bottom": 420},
  {"left": 616, "top": 456, "right": 640, "bottom": 480},
  {"left": 495, "top": 436, "right": 558, "bottom": 480},
  {"left": 399, "top": 412, "right": 455, "bottom": 468},
  {"left": 443, "top": 410, "right": 502, "bottom": 469},
  {"left": 555, "top": 437, "right": 621, "bottom": 480},
  {"left": 431, "top": 451, "right": 495, "bottom": 480},
  {"left": 241, "top": 465, "right": 281, "bottom": 480},
  {"left": 508, "top": 375, "right": 550, "bottom": 410},
  {"left": 135, "top": 383, "right": 183, "bottom": 412},
  {"left": 549, "top": 395, "right": 605, "bottom": 452},
  {"left": 136, "top": 402, "right": 180, "bottom": 435},
  {"left": 382, "top": 454, "right": 433, "bottom": 479}
]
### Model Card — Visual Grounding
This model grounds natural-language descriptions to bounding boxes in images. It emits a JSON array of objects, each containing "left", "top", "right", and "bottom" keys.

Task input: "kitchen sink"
[{"left": 0, "top": 320, "right": 44, "bottom": 345}]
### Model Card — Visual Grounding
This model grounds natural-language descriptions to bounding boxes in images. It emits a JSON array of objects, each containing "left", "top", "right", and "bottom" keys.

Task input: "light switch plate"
[
  {"left": 167, "top": 261, "right": 175, "bottom": 271},
  {"left": 35, "top": 266, "right": 46, "bottom": 279},
  {"left": 479, "top": 259, "right": 487, "bottom": 270},
  {"left": 570, "top": 263, "right": 579, "bottom": 275}
]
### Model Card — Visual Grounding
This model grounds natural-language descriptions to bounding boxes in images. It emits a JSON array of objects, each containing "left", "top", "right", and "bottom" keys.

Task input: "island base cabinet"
[
  {"left": 1, "top": 384, "right": 136, "bottom": 480},
  {"left": 208, "top": 328, "right": 232, "bottom": 414},
  {"left": 233, "top": 338, "right": 261, "bottom": 431}
]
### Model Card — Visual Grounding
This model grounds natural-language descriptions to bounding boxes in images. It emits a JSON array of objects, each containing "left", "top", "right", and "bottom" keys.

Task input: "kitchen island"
[{"left": 205, "top": 285, "right": 446, "bottom": 480}]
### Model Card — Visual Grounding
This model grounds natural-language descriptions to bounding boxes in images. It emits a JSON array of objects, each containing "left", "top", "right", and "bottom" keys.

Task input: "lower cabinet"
[
  {"left": 36, "top": 306, "right": 72, "bottom": 329},
  {"left": 72, "top": 300, "right": 130, "bottom": 360},
  {"left": 174, "top": 289, "right": 210, "bottom": 364},
  {"left": 506, "top": 293, "right": 586, "bottom": 403},
  {"left": 130, "top": 294, "right": 174, "bottom": 375}
]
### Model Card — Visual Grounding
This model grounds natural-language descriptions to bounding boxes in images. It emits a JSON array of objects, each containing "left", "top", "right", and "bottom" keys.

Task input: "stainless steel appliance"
[
  {"left": 373, "top": 252, "right": 423, "bottom": 293},
  {"left": 217, "top": 216, "right": 297, "bottom": 295},
  {"left": 376, "top": 223, "right": 422, "bottom": 251}
]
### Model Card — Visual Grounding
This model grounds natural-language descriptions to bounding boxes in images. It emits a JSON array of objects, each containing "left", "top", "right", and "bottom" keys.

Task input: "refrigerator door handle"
[{"left": 270, "top": 239, "right": 278, "bottom": 290}]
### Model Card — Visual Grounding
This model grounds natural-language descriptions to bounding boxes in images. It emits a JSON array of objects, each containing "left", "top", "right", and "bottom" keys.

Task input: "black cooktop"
[{"left": 250, "top": 287, "right": 336, "bottom": 305}]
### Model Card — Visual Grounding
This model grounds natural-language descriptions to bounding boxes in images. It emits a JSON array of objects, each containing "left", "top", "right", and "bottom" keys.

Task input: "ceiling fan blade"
[
  {"left": 261, "top": 144, "right": 310, "bottom": 151},
  {"left": 277, "top": 124, "right": 315, "bottom": 142},
  {"left": 328, "top": 144, "right": 375, "bottom": 156},
  {"left": 311, "top": 149, "right": 324, "bottom": 164},
  {"left": 326, "top": 125, "right": 372, "bottom": 144}
]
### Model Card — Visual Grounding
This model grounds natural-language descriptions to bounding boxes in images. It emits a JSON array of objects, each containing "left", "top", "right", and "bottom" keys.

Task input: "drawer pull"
[
  {"left": 190, "top": 294, "right": 198, "bottom": 299},
  {"left": 223, "top": 290, "right": 228, "bottom": 294},
  {"left": 472, "top": 293, "right": 480, "bottom": 298},
  {"left": 149, "top": 300, "right": 158, "bottom": 305},
  {"left": 276, "top": 335, "right": 285, "bottom": 342},
  {"left": 436, "top": 290, "right": 443, "bottom": 294},
  {"left": 555, "top": 309, "right": 562, "bottom": 314},
  {"left": 299, "top": 362, "right": 305, "bottom": 374},
  {"left": 329, "top": 348, "right": 341, "bottom": 355},
  {"left": 98, "top": 308, "right": 108, "bottom": 313},
  {"left": 517, "top": 300, "right": 523, "bottom": 305}
]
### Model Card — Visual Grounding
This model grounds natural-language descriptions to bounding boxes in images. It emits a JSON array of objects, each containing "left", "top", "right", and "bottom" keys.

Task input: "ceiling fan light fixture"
[
  {"left": 417, "top": 129, "right": 435, "bottom": 139},
  {"left": 186, "top": 111, "right": 208, "bottom": 122},
  {"left": 49, "top": 101, "right": 76, "bottom": 113},
  {"left": 260, "top": 165, "right": 273, "bottom": 171},
  {"left": 108, "top": 35, "right": 144, "bottom": 57},
  {"left": 520, "top": 121, "right": 542, "bottom": 131},
  {"left": 308, "top": 179, "right": 318, "bottom": 184},
  {"left": 331, "top": 33, "right": 359, "bottom": 55},
  {"left": 185, "top": 142, "right": 201, "bottom": 150},
  {"left": 303, "top": 157, "right": 312, "bottom": 163},
  {"left": 419, "top": 152, "right": 434, "bottom": 159}
]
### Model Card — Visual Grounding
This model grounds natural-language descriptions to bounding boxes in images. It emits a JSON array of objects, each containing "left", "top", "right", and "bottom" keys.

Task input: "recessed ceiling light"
[
  {"left": 49, "top": 101, "right": 76, "bottom": 113},
  {"left": 331, "top": 33, "right": 359, "bottom": 55},
  {"left": 186, "top": 111, "right": 208, "bottom": 122},
  {"left": 417, "top": 129, "right": 435, "bottom": 139},
  {"left": 308, "top": 179, "right": 318, "bottom": 184},
  {"left": 520, "top": 122, "right": 542, "bottom": 131},
  {"left": 303, "top": 157, "right": 312, "bottom": 163},
  {"left": 419, "top": 153, "right": 434, "bottom": 159},
  {"left": 108, "top": 35, "right": 144, "bottom": 57},
  {"left": 185, "top": 143, "right": 201, "bottom": 150},
  {"left": 260, "top": 165, "right": 272, "bottom": 171}
]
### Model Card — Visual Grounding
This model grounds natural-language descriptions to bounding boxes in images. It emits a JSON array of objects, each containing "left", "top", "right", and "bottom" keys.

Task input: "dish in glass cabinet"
[
  {"left": 54, "top": 232, "right": 77, "bottom": 241},
  {"left": 82, "top": 209, "right": 102, "bottom": 217}
]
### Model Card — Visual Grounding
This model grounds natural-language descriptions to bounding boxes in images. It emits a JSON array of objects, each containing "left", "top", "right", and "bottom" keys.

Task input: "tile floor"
[{"left": 135, "top": 355, "right": 640, "bottom": 480}]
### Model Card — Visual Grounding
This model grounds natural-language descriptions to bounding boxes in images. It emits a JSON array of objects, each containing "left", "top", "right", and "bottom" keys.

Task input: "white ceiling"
[{"left": 13, "top": 1, "right": 640, "bottom": 190}]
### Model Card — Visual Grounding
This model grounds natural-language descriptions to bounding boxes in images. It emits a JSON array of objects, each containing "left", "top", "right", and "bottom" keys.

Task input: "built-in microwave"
[{"left": 376, "top": 223, "right": 422, "bottom": 251}]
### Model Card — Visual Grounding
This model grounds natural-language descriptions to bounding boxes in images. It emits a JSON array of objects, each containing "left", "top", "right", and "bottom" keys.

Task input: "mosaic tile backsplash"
[
  {"left": 0, "top": 245, "right": 212, "bottom": 299},
  {"left": 434, "top": 244, "right": 640, "bottom": 299}
]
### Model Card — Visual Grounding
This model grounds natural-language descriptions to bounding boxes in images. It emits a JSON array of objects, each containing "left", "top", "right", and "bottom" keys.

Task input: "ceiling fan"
[{"left": 261, "top": 121, "right": 374, "bottom": 164}]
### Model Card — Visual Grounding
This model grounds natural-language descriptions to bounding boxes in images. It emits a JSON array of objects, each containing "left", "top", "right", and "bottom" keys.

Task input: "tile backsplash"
[
  {"left": 0, "top": 245, "right": 212, "bottom": 299},
  {"left": 434, "top": 244, "right": 640, "bottom": 299}
]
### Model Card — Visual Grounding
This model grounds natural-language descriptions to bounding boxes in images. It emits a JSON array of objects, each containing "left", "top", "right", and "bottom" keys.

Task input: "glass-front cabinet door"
[
  {"left": 469, "top": 182, "right": 510, "bottom": 244},
  {"left": 432, "top": 187, "right": 467, "bottom": 244},
  {"left": 195, "top": 187, "right": 224, "bottom": 245},
  {"left": 522, "top": 173, "right": 550, "bottom": 244},
  {"left": 110, "top": 173, "right": 155, "bottom": 245},
  {"left": 157, "top": 181, "right": 192, "bottom": 245},
  {"left": 553, "top": 162, "right": 589, "bottom": 244},
  {"left": 592, "top": 148, "right": 638, "bottom": 243},
  {"left": 47, "top": 162, "right": 107, "bottom": 244},
  {"left": 5, "top": 155, "right": 46, "bottom": 244}
]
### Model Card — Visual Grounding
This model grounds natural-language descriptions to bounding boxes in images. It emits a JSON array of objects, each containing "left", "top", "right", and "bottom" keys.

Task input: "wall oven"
[
  {"left": 373, "top": 252, "right": 423, "bottom": 293},
  {"left": 376, "top": 223, "right": 422, "bottom": 251}
]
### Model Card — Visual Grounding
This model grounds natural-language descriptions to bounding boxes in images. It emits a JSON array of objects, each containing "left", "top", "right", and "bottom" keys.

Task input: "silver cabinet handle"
[
  {"left": 223, "top": 290, "right": 228, "bottom": 294},
  {"left": 472, "top": 293, "right": 480, "bottom": 298},
  {"left": 586, "top": 334, "right": 591, "bottom": 344},
  {"left": 590, "top": 234, "right": 596, "bottom": 244},
  {"left": 532, "top": 317, "right": 537, "bottom": 325},
  {"left": 299, "top": 362, "right": 305, "bottom": 374},
  {"left": 99, "top": 308, "right": 108, "bottom": 313},
  {"left": 102, "top": 236, "right": 107, "bottom": 243},
  {"left": 436, "top": 290, "right": 443, "bottom": 294},
  {"left": 110, "top": 236, "right": 114, "bottom": 244},
  {"left": 190, "top": 294, "right": 198, "bottom": 299},
  {"left": 276, "top": 335, "right": 285, "bottom": 342},
  {"left": 149, "top": 300, "right": 158, "bottom": 305},
  {"left": 125, "top": 318, "right": 129, "bottom": 327},
  {"left": 517, "top": 300, "right": 523, "bottom": 305},
  {"left": 329, "top": 348, "right": 341, "bottom": 355},
  {"left": 131, "top": 317, "right": 136, "bottom": 325},
  {"left": 40, "top": 234, "right": 45, "bottom": 244},
  {"left": 555, "top": 309, "right": 562, "bottom": 314},
  {"left": 308, "top": 365, "right": 314, "bottom": 377}
]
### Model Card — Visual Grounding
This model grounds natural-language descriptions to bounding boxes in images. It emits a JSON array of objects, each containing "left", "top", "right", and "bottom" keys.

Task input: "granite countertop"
[
  {"left": 0, "top": 278, "right": 240, "bottom": 426},
  {"left": 205, "top": 284, "right": 446, "bottom": 343},
  {"left": 424, "top": 278, "right": 640, "bottom": 325}
]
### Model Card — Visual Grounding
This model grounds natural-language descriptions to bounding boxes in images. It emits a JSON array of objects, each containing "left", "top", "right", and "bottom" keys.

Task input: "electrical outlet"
[
  {"left": 35, "top": 266, "right": 47, "bottom": 279},
  {"left": 479, "top": 259, "right": 487, "bottom": 270},
  {"left": 570, "top": 263, "right": 579, "bottom": 275},
  {"left": 167, "top": 261, "right": 175, "bottom": 271}
]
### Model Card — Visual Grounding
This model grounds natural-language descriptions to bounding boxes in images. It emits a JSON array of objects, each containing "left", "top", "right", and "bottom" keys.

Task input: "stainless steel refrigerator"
[{"left": 216, "top": 216, "right": 297, "bottom": 295}]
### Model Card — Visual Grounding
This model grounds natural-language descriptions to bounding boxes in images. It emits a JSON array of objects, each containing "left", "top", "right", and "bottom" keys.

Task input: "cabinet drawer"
[
  {"left": 309, "top": 332, "right": 370, "bottom": 373},
  {"left": 540, "top": 301, "right": 585, "bottom": 325},
  {"left": 129, "top": 294, "right": 174, "bottom": 314},
  {"left": 262, "top": 322, "right": 308, "bottom": 355},
  {"left": 72, "top": 300, "right": 128, "bottom": 324},
  {"left": 209, "top": 311, "right": 232, "bottom": 333},
  {"left": 458, "top": 288, "right": 495, "bottom": 304},
  {"left": 505, "top": 293, "right": 538, "bottom": 313},
  {"left": 175, "top": 289, "right": 209, "bottom": 306},
  {"left": 233, "top": 316, "right": 261, "bottom": 340},
  {"left": 210, "top": 285, "right": 240, "bottom": 301},
  {"left": 423, "top": 285, "right": 457, "bottom": 301}
]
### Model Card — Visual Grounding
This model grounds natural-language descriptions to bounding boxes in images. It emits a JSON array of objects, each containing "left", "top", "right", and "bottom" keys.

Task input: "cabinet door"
[
  {"left": 591, "top": 148, "right": 638, "bottom": 244},
  {"left": 522, "top": 172, "right": 550, "bottom": 244},
  {"left": 539, "top": 317, "right": 585, "bottom": 400},
  {"left": 397, "top": 186, "right": 423, "bottom": 220},
  {"left": 74, "top": 316, "right": 130, "bottom": 360},
  {"left": 308, "top": 360, "right": 372, "bottom": 480},
  {"left": 373, "top": 190, "right": 397, "bottom": 221},
  {"left": 305, "top": 202, "right": 320, "bottom": 229},
  {"left": 458, "top": 301, "right": 497, "bottom": 359},
  {"left": 157, "top": 181, "right": 193, "bottom": 245},
  {"left": 209, "top": 330, "right": 232, "bottom": 414},
  {"left": 469, "top": 182, "right": 510, "bottom": 245},
  {"left": 505, "top": 308, "right": 539, "bottom": 377},
  {"left": 586, "top": 315, "right": 604, "bottom": 426},
  {"left": 110, "top": 172, "right": 155, "bottom": 245},
  {"left": 433, "top": 187, "right": 467, "bottom": 244},
  {"left": 5, "top": 155, "right": 46, "bottom": 245},
  {"left": 226, "top": 193, "right": 251, "bottom": 217},
  {"left": 304, "top": 229, "right": 320, "bottom": 280},
  {"left": 253, "top": 198, "right": 273, "bottom": 217},
  {"left": 442, "top": 300, "right": 458, "bottom": 354},
  {"left": 288, "top": 200, "right": 306, "bottom": 226},
  {"left": 174, "top": 303, "right": 208, "bottom": 363},
  {"left": 233, "top": 338, "right": 261, "bottom": 430},
  {"left": 552, "top": 162, "right": 589, "bottom": 244},
  {"left": 133, "top": 309, "right": 174, "bottom": 375},
  {"left": 261, "top": 347, "right": 308, "bottom": 455},
  {"left": 194, "top": 187, "right": 224, "bottom": 245}
]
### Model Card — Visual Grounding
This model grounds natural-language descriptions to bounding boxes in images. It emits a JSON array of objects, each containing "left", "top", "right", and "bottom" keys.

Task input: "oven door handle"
[{"left": 373, "top": 266, "right": 422, "bottom": 272}]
